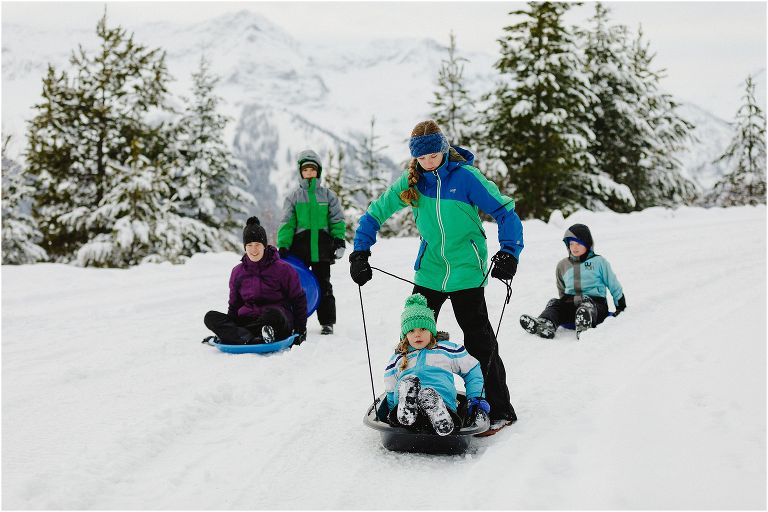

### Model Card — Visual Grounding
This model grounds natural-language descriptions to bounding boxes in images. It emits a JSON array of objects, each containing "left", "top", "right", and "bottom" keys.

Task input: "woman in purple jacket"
[{"left": 204, "top": 217, "right": 308, "bottom": 344}]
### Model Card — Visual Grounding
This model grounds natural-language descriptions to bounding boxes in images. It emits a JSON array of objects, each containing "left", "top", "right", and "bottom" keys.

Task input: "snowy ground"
[{"left": 2, "top": 206, "right": 766, "bottom": 509}]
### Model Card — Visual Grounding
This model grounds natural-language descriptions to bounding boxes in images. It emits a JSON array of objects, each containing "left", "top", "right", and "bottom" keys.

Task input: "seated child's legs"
[
  {"left": 245, "top": 307, "right": 293, "bottom": 341},
  {"left": 204, "top": 310, "right": 259, "bottom": 344},
  {"left": 539, "top": 297, "right": 577, "bottom": 325}
]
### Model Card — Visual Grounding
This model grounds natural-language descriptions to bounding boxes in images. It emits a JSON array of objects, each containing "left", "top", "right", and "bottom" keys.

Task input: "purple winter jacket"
[{"left": 227, "top": 245, "right": 307, "bottom": 332}]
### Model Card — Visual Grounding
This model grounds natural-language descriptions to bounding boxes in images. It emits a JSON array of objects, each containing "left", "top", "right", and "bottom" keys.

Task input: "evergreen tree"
[
  {"left": 579, "top": 3, "right": 639, "bottom": 212},
  {"left": 351, "top": 116, "right": 389, "bottom": 207},
  {"left": 175, "top": 56, "right": 255, "bottom": 252},
  {"left": 324, "top": 146, "right": 359, "bottom": 241},
  {"left": 431, "top": 31, "right": 476, "bottom": 147},
  {"left": 707, "top": 75, "right": 767, "bottom": 206},
  {"left": 1, "top": 136, "right": 47, "bottom": 264},
  {"left": 25, "top": 13, "right": 177, "bottom": 265},
  {"left": 487, "top": 2, "right": 627, "bottom": 220},
  {"left": 626, "top": 25, "right": 697, "bottom": 209}
]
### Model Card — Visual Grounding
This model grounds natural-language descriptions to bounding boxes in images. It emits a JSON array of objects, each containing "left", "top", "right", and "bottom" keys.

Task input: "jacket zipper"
[
  {"left": 470, "top": 240, "right": 484, "bottom": 270},
  {"left": 434, "top": 170, "right": 450, "bottom": 291}
]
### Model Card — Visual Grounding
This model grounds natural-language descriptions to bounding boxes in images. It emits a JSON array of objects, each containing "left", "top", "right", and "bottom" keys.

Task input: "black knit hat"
[{"left": 243, "top": 216, "right": 267, "bottom": 247}]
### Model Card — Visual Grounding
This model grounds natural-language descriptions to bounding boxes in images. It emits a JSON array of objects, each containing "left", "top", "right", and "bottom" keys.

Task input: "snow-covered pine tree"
[
  {"left": 324, "top": 146, "right": 361, "bottom": 241},
  {"left": 707, "top": 75, "right": 767, "bottom": 206},
  {"left": 351, "top": 116, "right": 390, "bottom": 208},
  {"left": 175, "top": 56, "right": 255, "bottom": 252},
  {"left": 431, "top": 31, "right": 476, "bottom": 148},
  {"left": 487, "top": 2, "right": 626, "bottom": 220},
  {"left": 25, "top": 13, "right": 175, "bottom": 264},
  {"left": 578, "top": 3, "right": 640, "bottom": 212},
  {"left": 1, "top": 135, "right": 47, "bottom": 264},
  {"left": 628, "top": 26, "right": 697, "bottom": 209}
]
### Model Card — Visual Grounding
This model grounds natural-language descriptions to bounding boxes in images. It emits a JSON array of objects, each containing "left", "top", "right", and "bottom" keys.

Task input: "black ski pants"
[
  {"left": 412, "top": 284, "right": 517, "bottom": 422},
  {"left": 310, "top": 262, "right": 336, "bottom": 326},
  {"left": 204, "top": 308, "right": 292, "bottom": 345},
  {"left": 538, "top": 295, "right": 609, "bottom": 327}
]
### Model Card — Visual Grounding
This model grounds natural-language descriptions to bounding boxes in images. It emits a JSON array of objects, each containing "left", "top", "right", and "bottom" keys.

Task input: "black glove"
[
  {"left": 332, "top": 238, "right": 346, "bottom": 260},
  {"left": 349, "top": 250, "right": 372, "bottom": 286},
  {"left": 491, "top": 250, "right": 518, "bottom": 281},
  {"left": 614, "top": 295, "right": 627, "bottom": 316},
  {"left": 278, "top": 247, "right": 289, "bottom": 258},
  {"left": 294, "top": 329, "right": 307, "bottom": 345}
]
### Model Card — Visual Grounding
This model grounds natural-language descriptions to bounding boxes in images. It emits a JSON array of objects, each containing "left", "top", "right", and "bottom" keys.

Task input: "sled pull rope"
[
  {"left": 478, "top": 261, "right": 513, "bottom": 400},
  {"left": 358, "top": 285, "right": 380, "bottom": 420},
  {"left": 370, "top": 266, "right": 416, "bottom": 287}
]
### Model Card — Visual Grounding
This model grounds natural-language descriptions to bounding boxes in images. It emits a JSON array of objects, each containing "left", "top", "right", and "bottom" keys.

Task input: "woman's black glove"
[
  {"left": 614, "top": 295, "right": 627, "bottom": 315},
  {"left": 349, "top": 250, "right": 372, "bottom": 286},
  {"left": 491, "top": 251, "right": 518, "bottom": 281}
]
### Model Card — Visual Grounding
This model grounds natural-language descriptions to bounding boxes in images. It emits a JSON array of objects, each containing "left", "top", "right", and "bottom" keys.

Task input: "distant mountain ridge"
[{"left": 1, "top": 10, "right": 740, "bottom": 231}]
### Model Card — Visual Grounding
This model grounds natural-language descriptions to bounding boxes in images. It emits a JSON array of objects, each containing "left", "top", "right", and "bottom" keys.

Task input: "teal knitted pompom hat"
[{"left": 400, "top": 293, "right": 437, "bottom": 338}]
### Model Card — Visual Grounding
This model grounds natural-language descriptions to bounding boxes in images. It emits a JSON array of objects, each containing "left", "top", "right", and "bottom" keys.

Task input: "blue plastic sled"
[
  {"left": 281, "top": 254, "right": 321, "bottom": 317},
  {"left": 208, "top": 333, "right": 299, "bottom": 354},
  {"left": 561, "top": 311, "right": 615, "bottom": 330}
]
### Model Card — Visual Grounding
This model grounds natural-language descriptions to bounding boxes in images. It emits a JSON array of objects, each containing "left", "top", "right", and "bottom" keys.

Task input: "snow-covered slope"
[{"left": 2, "top": 205, "right": 765, "bottom": 509}]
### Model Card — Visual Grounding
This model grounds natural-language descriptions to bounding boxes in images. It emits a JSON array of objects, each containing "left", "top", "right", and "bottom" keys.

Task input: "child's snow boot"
[
  {"left": 520, "top": 315, "right": 556, "bottom": 339},
  {"left": 261, "top": 325, "right": 275, "bottom": 343},
  {"left": 396, "top": 375, "right": 420, "bottom": 426},
  {"left": 519, "top": 314, "right": 538, "bottom": 334},
  {"left": 417, "top": 387, "right": 454, "bottom": 436},
  {"left": 575, "top": 300, "right": 596, "bottom": 340}
]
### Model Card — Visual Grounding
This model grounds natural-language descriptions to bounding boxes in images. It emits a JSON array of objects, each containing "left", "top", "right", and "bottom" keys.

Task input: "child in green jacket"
[{"left": 277, "top": 150, "right": 346, "bottom": 335}]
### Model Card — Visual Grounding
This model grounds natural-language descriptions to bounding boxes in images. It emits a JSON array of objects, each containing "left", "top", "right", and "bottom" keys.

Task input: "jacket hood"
[
  {"left": 297, "top": 149, "right": 323, "bottom": 179},
  {"left": 563, "top": 224, "right": 594, "bottom": 252},
  {"left": 451, "top": 145, "right": 475, "bottom": 167}
]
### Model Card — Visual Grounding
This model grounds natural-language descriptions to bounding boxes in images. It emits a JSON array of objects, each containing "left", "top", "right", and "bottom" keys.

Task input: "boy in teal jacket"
[{"left": 520, "top": 223, "right": 627, "bottom": 339}]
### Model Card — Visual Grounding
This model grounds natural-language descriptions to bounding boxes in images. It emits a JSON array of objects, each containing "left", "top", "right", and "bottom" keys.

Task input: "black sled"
[{"left": 364, "top": 392, "right": 490, "bottom": 455}]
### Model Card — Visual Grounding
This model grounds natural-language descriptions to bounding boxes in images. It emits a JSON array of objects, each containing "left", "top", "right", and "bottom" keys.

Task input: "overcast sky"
[{"left": 2, "top": 1, "right": 766, "bottom": 120}]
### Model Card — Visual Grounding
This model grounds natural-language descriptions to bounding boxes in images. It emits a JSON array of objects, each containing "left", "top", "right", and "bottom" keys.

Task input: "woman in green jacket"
[{"left": 349, "top": 120, "right": 524, "bottom": 434}]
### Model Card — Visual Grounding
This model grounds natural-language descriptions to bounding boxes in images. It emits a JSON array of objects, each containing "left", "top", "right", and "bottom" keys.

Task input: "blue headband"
[
  {"left": 565, "top": 237, "right": 588, "bottom": 248},
  {"left": 409, "top": 132, "right": 449, "bottom": 158}
]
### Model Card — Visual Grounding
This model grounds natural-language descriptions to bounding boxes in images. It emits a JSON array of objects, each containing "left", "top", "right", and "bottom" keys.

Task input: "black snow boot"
[
  {"left": 575, "top": 300, "right": 596, "bottom": 339},
  {"left": 520, "top": 314, "right": 556, "bottom": 339},
  {"left": 417, "top": 387, "right": 454, "bottom": 436}
]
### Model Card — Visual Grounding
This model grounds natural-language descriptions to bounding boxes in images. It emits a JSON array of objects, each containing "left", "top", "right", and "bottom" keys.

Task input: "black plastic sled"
[{"left": 364, "top": 393, "right": 490, "bottom": 455}]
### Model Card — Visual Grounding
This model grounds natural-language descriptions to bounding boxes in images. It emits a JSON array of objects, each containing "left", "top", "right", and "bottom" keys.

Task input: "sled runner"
[
  {"left": 281, "top": 254, "right": 321, "bottom": 316},
  {"left": 363, "top": 392, "right": 490, "bottom": 455},
  {"left": 203, "top": 333, "right": 299, "bottom": 354}
]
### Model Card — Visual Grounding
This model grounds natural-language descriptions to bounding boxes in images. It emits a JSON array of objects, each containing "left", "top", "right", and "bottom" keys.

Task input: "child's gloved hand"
[
  {"left": 468, "top": 397, "right": 491, "bottom": 417},
  {"left": 349, "top": 250, "right": 372, "bottom": 286},
  {"left": 332, "top": 238, "right": 346, "bottom": 260},
  {"left": 491, "top": 250, "right": 518, "bottom": 281},
  {"left": 614, "top": 295, "right": 627, "bottom": 315}
]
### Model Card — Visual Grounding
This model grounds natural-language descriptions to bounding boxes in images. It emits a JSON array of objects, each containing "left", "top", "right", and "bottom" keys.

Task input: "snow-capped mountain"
[{"left": 1, "top": 9, "right": 740, "bottom": 229}]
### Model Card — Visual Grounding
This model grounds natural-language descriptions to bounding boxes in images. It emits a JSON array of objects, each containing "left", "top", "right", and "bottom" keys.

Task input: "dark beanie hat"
[
  {"left": 243, "top": 216, "right": 268, "bottom": 246},
  {"left": 563, "top": 224, "right": 594, "bottom": 251}
]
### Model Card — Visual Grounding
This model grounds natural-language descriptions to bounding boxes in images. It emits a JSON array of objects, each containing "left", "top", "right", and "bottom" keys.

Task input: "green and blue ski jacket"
[{"left": 353, "top": 146, "right": 524, "bottom": 292}]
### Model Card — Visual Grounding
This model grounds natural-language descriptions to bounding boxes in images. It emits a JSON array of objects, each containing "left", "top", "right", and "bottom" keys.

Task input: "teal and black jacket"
[{"left": 556, "top": 251, "right": 624, "bottom": 307}]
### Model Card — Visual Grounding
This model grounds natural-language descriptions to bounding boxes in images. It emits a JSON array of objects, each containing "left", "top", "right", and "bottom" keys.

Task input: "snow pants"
[
  {"left": 412, "top": 285, "right": 517, "bottom": 423},
  {"left": 309, "top": 262, "right": 335, "bottom": 326},
  {"left": 203, "top": 308, "right": 292, "bottom": 344},
  {"left": 538, "top": 295, "right": 610, "bottom": 327}
]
